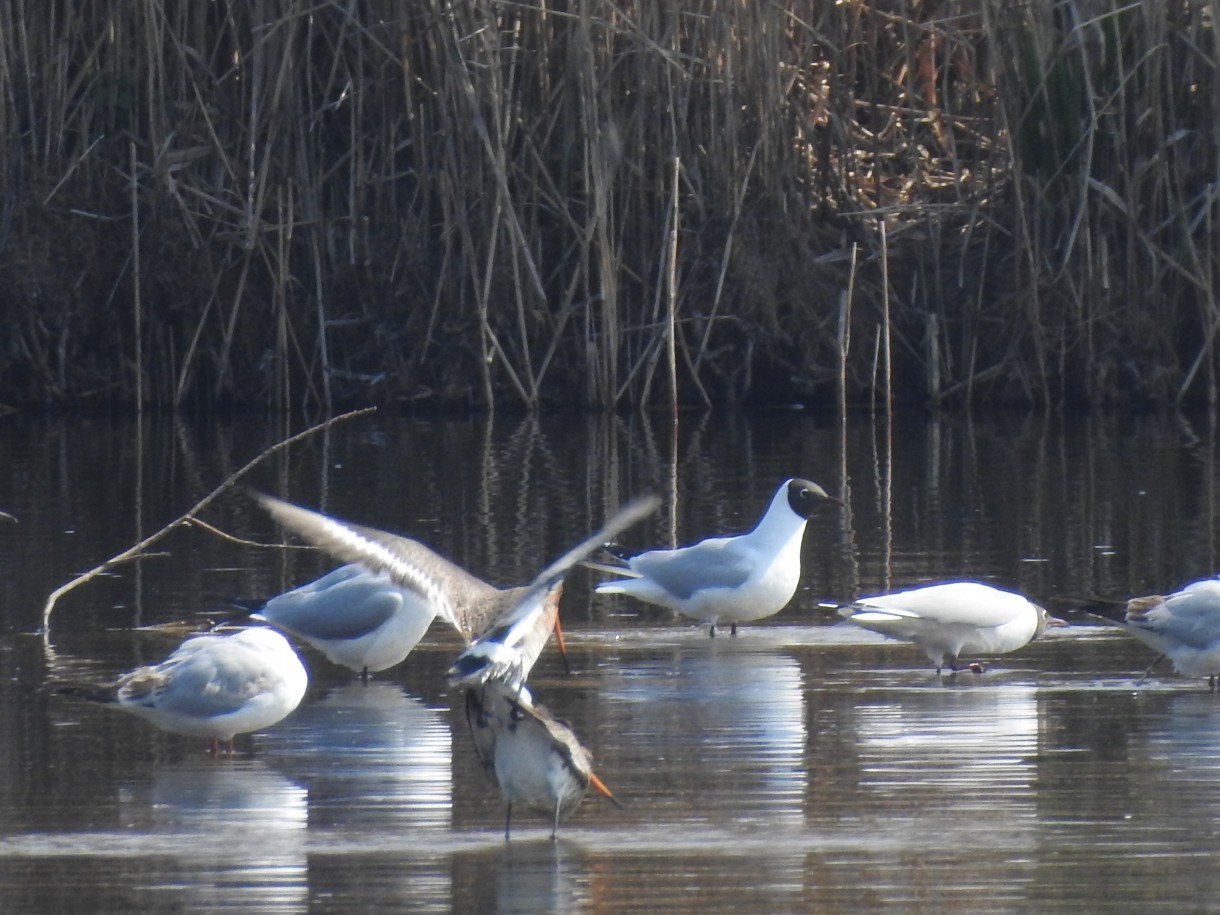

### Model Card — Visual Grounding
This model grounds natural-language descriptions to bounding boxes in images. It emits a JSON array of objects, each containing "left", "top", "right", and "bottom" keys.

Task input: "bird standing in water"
[
  {"left": 254, "top": 491, "right": 653, "bottom": 838},
  {"left": 838, "top": 580, "right": 1066, "bottom": 673},
  {"left": 464, "top": 678, "right": 621, "bottom": 840},
  {"left": 58, "top": 626, "right": 308, "bottom": 754},
  {"left": 1090, "top": 577, "right": 1220, "bottom": 688},
  {"left": 593, "top": 478, "right": 841, "bottom": 636}
]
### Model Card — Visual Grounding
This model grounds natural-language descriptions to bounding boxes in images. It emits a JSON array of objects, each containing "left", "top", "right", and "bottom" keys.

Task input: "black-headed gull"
[
  {"left": 592, "top": 478, "right": 841, "bottom": 636},
  {"left": 464, "top": 677, "right": 620, "bottom": 840},
  {"left": 254, "top": 493, "right": 658, "bottom": 688},
  {"left": 838, "top": 580, "right": 1066, "bottom": 673},
  {"left": 1093, "top": 578, "right": 1220, "bottom": 686},
  {"left": 60, "top": 626, "right": 308, "bottom": 753},
  {"left": 251, "top": 564, "right": 437, "bottom": 680}
]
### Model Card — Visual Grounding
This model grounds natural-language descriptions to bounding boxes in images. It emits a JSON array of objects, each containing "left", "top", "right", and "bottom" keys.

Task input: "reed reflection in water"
[
  {"left": 599, "top": 644, "right": 807, "bottom": 830},
  {"left": 3, "top": 410, "right": 1220, "bottom": 911}
]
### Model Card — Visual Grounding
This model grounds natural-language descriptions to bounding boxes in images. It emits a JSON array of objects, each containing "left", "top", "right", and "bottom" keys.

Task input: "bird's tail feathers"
[
  {"left": 1050, "top": 596, "right": 1131, "bottom": 626},
  {"left": 51, "top": 683, "right": 114, "bottom": 705},
  {"left": 582, "top": 559, "right": 641, "bottom": 579},
  {"left": 601, "top": 541, "right": 636, "bottom": 561},
  {"left": 209, "top": 600, "right": 260, "bottom": 631}
]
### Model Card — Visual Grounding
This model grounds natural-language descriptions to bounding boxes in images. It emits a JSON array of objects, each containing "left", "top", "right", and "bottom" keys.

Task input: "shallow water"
[{"left": 2, "top": 410, "right": 1220, "bottom": 912}]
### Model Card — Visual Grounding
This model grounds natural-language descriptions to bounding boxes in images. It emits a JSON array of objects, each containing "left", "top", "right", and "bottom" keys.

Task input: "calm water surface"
[{"left": 2, "top": 410, "right": 1220, "bottom": 912}]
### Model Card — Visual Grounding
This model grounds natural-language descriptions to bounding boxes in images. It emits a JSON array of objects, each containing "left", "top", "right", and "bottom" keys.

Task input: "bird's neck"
[{"left": 749, "top": 505, "right": 807, "bottom": 552}]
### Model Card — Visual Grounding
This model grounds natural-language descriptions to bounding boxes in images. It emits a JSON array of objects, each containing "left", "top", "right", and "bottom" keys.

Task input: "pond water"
[{"left": 1, "top": 408, "right": 1219, "bottom": 912}]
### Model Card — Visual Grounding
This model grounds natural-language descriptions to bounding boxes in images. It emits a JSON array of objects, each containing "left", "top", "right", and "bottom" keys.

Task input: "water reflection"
[
  {"left": 601, "top": 645, "right": 807, "bottom": 828},
  {"left": 10, "top": 411, "right": 1220, "bottom": 911},
  {"left": 118, "top": 759, "right": 308, "bottom": 912},
  {"left": 261, "top": 681, "right": 453, "bottom": 833},
  {"left": 850, "top": 682, "right": 1041, "bottom": 825},
  {"left": 453, "top": 841, "right": 594, "bottom": 914}
]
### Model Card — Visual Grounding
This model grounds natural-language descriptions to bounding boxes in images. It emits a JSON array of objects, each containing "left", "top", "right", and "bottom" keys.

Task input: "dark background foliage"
[{"left": 1, "top": 1, "right": 1216, "bottom": 411}]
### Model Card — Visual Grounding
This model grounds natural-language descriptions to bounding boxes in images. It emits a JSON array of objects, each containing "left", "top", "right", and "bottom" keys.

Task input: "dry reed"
[{"left": 0, "top": 2, "right": 1216, "bottom": 411}]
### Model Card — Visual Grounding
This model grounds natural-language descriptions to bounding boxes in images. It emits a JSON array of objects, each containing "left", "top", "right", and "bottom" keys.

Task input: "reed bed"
[{"left": 0, "top": 1, "right": 1215, "bottom": 411}]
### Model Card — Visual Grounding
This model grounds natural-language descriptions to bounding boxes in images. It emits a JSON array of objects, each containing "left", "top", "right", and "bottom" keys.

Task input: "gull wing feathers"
[
  {"left": 254, "top": 565, "right": 410, "bottom": 641},
  {"left": 847, "top": 582, "right": 1036, "bottom": 629},
  {"left": 255, "top": 494, "right": 470, "bottom": 631},
  {"left": 627, "top": 538, "right": 756, "bottom": 599}
]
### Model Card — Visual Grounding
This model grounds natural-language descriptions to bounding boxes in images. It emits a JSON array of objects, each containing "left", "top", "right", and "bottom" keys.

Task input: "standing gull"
[
  {"left": 1092, "top": 577, "right": 1220, "bottom": 687},
  {"left": 250, "top": 563, "right": 437, "bottom": 681},
  {"left": 592, "top": 478, "right": 841, "bottom": 636},
  {"left": 838, "top": 580, "right": 1066, "bottom": 673},
  {"left": 58, "top": 626, "right": 308, "bottom": 754}
]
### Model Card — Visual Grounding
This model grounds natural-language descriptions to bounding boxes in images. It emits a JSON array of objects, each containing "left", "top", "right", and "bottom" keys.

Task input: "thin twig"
[
  {"left": 184, "top": 517, "right": 316, "bottom": 550},
  {"left": 41, "top": 406, "right": 375, "bottom": 630}
]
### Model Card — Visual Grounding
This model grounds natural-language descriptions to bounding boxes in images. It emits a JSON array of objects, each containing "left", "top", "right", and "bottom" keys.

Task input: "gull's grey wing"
[
  {"left": 1132, "top": 581, "right": 1220, "bottom": 648},
  {"left": 256, "top": 568, "right": 416, "bottom": 641},
  {"left": 117, "top": 636, "right": 259, "bottom": 719},
  {"left": 631, "top": 538, "right": 755, "bottom": 600}
]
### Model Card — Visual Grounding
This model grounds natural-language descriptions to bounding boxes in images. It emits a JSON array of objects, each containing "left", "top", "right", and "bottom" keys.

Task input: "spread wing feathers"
[
  {"left": 255, "top": 494, "right": 468, "bottom": 629},
  {"left": 446, "top": 581, "right": 562, "bottom": 687},
  {"left": 581, "top": 557, "right": 642, "bottom": 579},
  {"left": 527, "top": 496, "right": 661, "bottom": 594},
  {"left": 448, "top": 499, "right": 656, "bottom": 687}
]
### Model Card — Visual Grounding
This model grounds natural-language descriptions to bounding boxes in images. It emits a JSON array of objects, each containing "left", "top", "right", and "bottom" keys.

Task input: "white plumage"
[
  {"left": 839, "top": 581, "right": 1064, "bottom": 673},
  {"left": 593, "top": 478, "right": 840, "bottom": 636},
  {"left": 255, "top": 493, "right": 658, "bottom": 687},
  {"left": 1105, "top": 578, "right": 1220, "bottom": 682},
  {"left": 73, "top": 627, "right": 308, "bottom": 753},
  {"left": 253, "top": 564, "right": 436, "bottom": 678}
]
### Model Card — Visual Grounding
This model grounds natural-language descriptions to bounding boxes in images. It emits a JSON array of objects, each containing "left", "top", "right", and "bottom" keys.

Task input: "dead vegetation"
[{"left": 0, "top": 1, "right": 1216, "bottom": 410}]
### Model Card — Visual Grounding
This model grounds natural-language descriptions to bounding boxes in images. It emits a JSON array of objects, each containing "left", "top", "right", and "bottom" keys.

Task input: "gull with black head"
[{"left": 592, "top": 478, "right": 841, "bottom": 636}]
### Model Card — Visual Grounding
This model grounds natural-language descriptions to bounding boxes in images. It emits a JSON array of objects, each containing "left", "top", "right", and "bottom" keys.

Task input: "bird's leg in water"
[{"left": 1137, "top": 655, "right": 1164, "bottom": 684}]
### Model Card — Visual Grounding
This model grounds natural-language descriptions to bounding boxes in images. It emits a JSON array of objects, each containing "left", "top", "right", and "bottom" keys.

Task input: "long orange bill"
[
  {"left": 553, "top": 617, "right": 572, "bottom": 675},
  {"left": 588, "top": 771, "right": 623, "bottom": 808}
]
